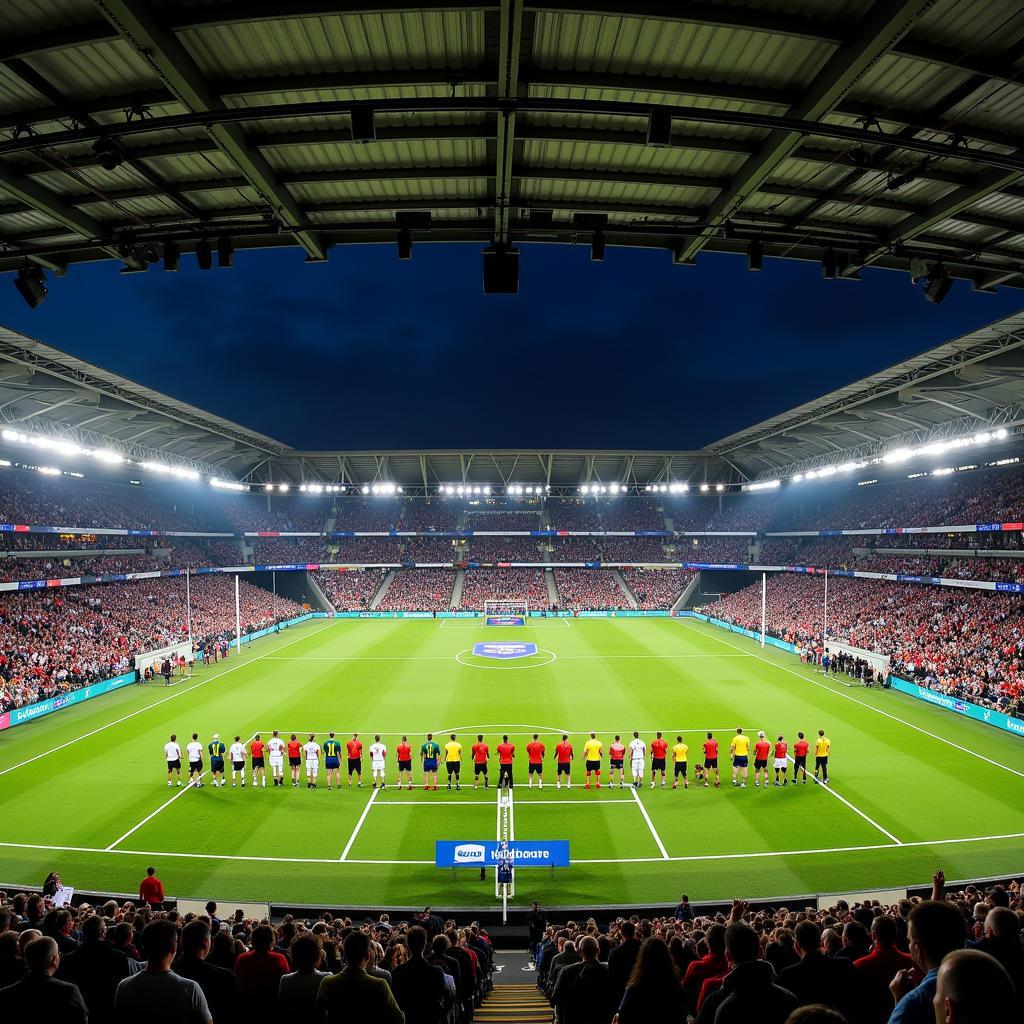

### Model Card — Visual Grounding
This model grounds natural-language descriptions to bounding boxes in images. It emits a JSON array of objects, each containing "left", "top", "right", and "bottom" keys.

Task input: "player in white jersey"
[
  {"left": 267, "top": 730, "right": 286, "bottom": 787},
  {"left": 368, "top": 735, "right": 387, "bottom": 790},
  {"left": 185, "top": 732, "right": 204, "bottom": 788},
  {"left": 628, "top": 731, "right": 646, "bottom": 789},
  {"left": 228, "top": 735, "right": 247, "bottom": 787},
  {"left": 164, "top": 734, "right": 183, "bottom": 787},
  {"left": 303, "top": 733, "right": 320, "bottom": 789}
]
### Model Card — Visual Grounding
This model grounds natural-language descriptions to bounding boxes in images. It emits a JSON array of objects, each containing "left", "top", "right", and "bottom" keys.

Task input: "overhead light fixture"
[
  {"left": 92, "top": 137, "right": 125, "bottom": 171},
  {"left": 140, "top": 243, "right": 160, "bottom": 265},
  {"left": 909, "top": 257, "right": 928, "bottom": 284},
  {"left": 482, "top": 245, "right": 519, "bottom": 294},
  {"left": 821, "top": 247, "right": 837, "bottom": 280},
  {"left": 646, "top": 108, "right": 672, "bottom": 148},
  {"left": 14, "top": 266, "right": 47, "bottom": 309},
  {"left": 397, "top": 227, "right": 412, "bottom": 261},
  {"left": 700, "top": 483, "right": 709, "bottom": 492},
  {"left": 216, "top": 236, "right": 234, "bottom": 268},
  {"left": 925, "top": 264, "right": 952, "bottom": 305},
  {"left": 591, "top": 230, "right": 605, "bottom": 262},
  {"left": 195, "top": 239, "right": 213, "bottom": 270},
  {"left": 163, "top": 240, "right": 180, "bottom": 272},
  {"left": 748, "top": 238, "right": 763, "bottom": 272}
]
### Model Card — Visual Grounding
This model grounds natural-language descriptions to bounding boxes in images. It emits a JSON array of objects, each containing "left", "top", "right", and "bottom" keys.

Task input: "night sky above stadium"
[{"left": 2, "top": 245, "right": 1021, "bottom": 451}]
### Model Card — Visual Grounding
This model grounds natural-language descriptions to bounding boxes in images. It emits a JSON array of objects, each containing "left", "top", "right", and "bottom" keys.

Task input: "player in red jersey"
[
  {"left": 650, "top": 732, "right": 668, "bottom": 789},
  {"left": 526, "top": 734, "right": 545, "bottom": 789},
  {"left": 753, "top": 731, "right": 771, "bottom": 789},
  {"left": 773, "top": 734, "right": 788, "bottom": 787},
  {"left": 396, "top": 735, "right": 413, "bottom": 790},
  {"left": 792, "top": 732, "right": 810, "bottom": 784},
  {"left": 702, "top": 732, "right": 720, "bottom": 788},
  {"left": 471, "top": 734, "right": 490, "bottom": 790},
  {"left": 609, "top": 734, "right": 626, "bottom": 789},
  {"left": 554, "top": 735, "right": 573, "bottom": 790},
  {"left": 287, "top": 734, "right": 303, "bottom": 788},
  {"left": 346, "top": 733, "right": 363, "bottom": 789},
  {"left": 249, "top": 734, "right": 266, "bottom": 789},
  {"left": 497, "top": 734, "right": 515, "bottom": 789}
]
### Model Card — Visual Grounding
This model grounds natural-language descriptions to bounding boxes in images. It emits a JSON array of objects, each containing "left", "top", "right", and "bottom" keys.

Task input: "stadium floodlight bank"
[{"left": 484, "top": 599, "right": 528, "bottom": 626}]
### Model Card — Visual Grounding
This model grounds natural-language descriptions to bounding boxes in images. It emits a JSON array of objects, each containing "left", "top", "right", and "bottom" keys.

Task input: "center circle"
[{"left": 455, "top": 648, "right": 557, "bottom": 670}]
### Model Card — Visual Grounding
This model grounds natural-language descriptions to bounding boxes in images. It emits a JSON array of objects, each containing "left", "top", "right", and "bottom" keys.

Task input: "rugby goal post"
[{"left": 484, "top": 599, "right": 528, "bottom": 626}]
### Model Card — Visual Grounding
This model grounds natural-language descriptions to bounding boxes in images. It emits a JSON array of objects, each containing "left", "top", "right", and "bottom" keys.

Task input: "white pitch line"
[
  {"left": 105, "top": 731, "right": 258, "bottom": 852},
  {"left": 679, "top": 620, "right": 1024, "bottom": 780},
  {"left": 374, "top": 798, "right": 636, "bottom": 806},
  {"left": 0, "top": 621, "right": 336, "bottom": 778},
  {"left": 2, "top": 829, "right": 1024, "bottom": 866},
  {"left": 261, "top": 653, "right": 750, "bottom": 661},
  {"left": 630, "top": 786, "right": 670, "bottom": 859},
  {"left": 338, "top": 785, "right": 379, "bottom": 861}
]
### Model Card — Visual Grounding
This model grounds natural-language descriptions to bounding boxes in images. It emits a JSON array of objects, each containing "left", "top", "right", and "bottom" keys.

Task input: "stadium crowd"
[
  {"left": 377, "top": 570, "right": 455, "bottom": 612},
  {"left": 460, "top": 568, "right": 549, "bottom": 611},
  {"left": 552, "top": 569, "right": 627, "bottom": 611},
  {"left": 620, "top": 568, "right": 694, "bottom": 610},
  {"left": 252, "top": 538, "right": 329, "bottom": 565},
  {"left": 312, "top": 570, "right": 384, "bottom": 611},
  {"left": 703, "top": 575, "right": 1024, "bottom": 719},
  {"left": 466, "top": 537, "right": 541, "bottom": 562}
]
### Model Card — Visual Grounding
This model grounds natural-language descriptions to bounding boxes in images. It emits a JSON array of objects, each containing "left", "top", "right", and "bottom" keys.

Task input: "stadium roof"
[
  {"left": 2, "top": 1, "right": 1024, "bottom": 293},
  {"left": 711, "top": 307, "right": 1024, "bottom": 479}
]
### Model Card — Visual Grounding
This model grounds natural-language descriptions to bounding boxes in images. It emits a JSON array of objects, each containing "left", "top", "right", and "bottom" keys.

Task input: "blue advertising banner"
[
  {"left": 435, "top": 840, "right": 570, "bottom": 868},
  {"left": 1, "top": 670, "right": 136, "bottom": 730},
  {"left": 887, "top": 677, "right": 1024, "bottom": 738},
  {"left": 473, "top": 642, "right": 537, "bottom": 659}
]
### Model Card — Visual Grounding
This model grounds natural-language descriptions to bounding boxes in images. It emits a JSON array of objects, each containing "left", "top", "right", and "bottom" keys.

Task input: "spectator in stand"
[
  {"left": 932, "top": 948, "right": 1019, "bottom": 1022},
  {"left": 234, "top": 924, "right": 289, "bottom": 1013},
  {"left": 683, "top": 922, "right": 728, "bottom": 1015},
  {"left": 607, "top": 920, "right": 642, "bottom": 1008},
  {"left": 615, "top": 936, "right": 686, "bottom": 1024},
  {"left": 777, "top": 920, "right": 856, "bottom": 1019},
  {"left": 389, "top": 925, "right": 447, "bottom": 1024},
  {"left": 139, "top": 866, "right": 165, "bottom": 910},
  {"left": 970, "top": 906, "right": 1024, "bottom": 994},
  {"left": 278, "top": 934, "right": 328, "bottom": 1024},
  {"left": 853, "top": 916, "right": 914, "bottom": 1024},
  {"left": 378, "top": 569, "right": 455, "bottom": 612},
  {"left": 0, "top": 935, "right": 87, "bottom": 1023},
  {"left": 56, "top": 913, "right": 135, "bottom": 1022},
  {"left": 318, "top": 929, "right": 404, "bottom": 1024},
  {"left": 172, "top": 919, "right": 241, "bottom": 1024},
  {"left": 695, "top": 921, "right": 798, "bottom": 1024},
  {"left": 551, "top": 934, "right": 614, "bottom": 1024},
  {"left": 114, "top": 920, "right": 211, "bottom": 1024}
]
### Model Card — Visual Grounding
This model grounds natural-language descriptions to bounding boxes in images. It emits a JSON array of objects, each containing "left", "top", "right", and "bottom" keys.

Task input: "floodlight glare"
[{"left": 700, "top": 483, "right": 709, "bottom": 492}]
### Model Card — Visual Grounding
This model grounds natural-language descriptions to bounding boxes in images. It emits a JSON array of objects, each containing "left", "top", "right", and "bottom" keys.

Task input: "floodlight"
[
  {"left": 715, "top": 483, "right": 724, "bottom": 492},
  {"left": 278, "top": 484, "right": 289, "bottom": 492},
  {"left": 216, "top": 236, "right": 234, "bottom": 268},
  {"left": 195, "top": 239, "right": 213, "bottom": 270},
  {"left": 92, "top": 137, "right": 125, "bottom": 171},
  {"left": 700, "top": 483, "right": 709, "bottom": 492},
  {"left": 925, "top": 265, "right": 952, "bottom": 305},
  {"left": 14, "top": 266, "right": 47, "bottom": 309},
  {"left": 909, "top": 257, "right": 928, "bottom": 284},
  {"left": 163, "top": 240, "right": 180, "bottom": 272}
]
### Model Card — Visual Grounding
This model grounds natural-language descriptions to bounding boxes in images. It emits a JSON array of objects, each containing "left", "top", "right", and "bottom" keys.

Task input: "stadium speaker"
[
  {"left": 351, "top": 106, "right": 376, "bottom": 143},
  {"left": 13, "top": 266, "right": 47, "bottom": 309},
  {"left": 821, "top": 246, "right": 837, "bottom": 279},
  {"left": 747, "top": 238, "right": 763, "bottom": 272},
  {"left": 925, "top": 265, "right": 953, "bottom": 305},
  {"left": 163, "top": 240, "right": 180, "bottom": 272},
  {"left": 396, "top": 227, "right": 413, "bottom": 260},
  {"left": 195, "top": 239, "right": 213, "bottom": 270},
  {"left": 482, "top": 246, "right": 519, "bottom": 294},
  {"left": 216, "top": 236, "right": 234, "bottom": 268},
  {"left": 646, "top": 108, "right": 672, "bottom": 147},
  {"left": 92, "top": 137, "right": 125, "bottom": 171},
  {"left": 591, "top": 230, "right": 606, "bottom": 262}
]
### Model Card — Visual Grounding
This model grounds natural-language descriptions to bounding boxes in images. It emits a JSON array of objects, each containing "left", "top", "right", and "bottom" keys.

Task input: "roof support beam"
[
  {"left": 492, "top": 0, "right": 524, "bottom": 246},
  {"left": 92, "top": 0, "right": 326, "bottom": 261},
  {"left": 672, "top": 0, "right": 935, "bottom": 264}
]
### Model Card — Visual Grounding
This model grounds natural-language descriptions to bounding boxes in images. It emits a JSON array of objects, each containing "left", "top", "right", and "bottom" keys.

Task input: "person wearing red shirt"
[
  {"left": 702, "top": 733, "right": 720, "bottom": 788},
  {"left": 554, "top": 735, "right": 573, "bottom": 790},
  {"left": 234, "top": 924, "right": 289, "bottom": 1014},
  {"left": 650, "top": 732, "right": 668, "bottom": 789},
  {"left": 683, "top": 923, "right": 728, "bottom": 1016},
  {"left": 526, "top": 734, "right": 545, "bottom": 789},
  {"left": 753, "top": 731, "right": 772, "bottom": 789},
  {"left": 853, "top": 915, "right": 915, "bottom": 1024},
  {"left": 609, "top": 735, "right": 626, "bottom": 789},
  {"left": 496, "top": 735, "right": 515, "bottom": 789},
  {"left": 138, "top": 866, "right": 164, "bottom": 909},
  {"left": 792, "top": 732, "right": 810, "bottom": 784},
  {"left": 287, "top": 734, "right": 303, "bottom": 788},
  {"left": 346, "top": 733, "right": 363, "bottom": 789},
  {"left": 396, "top": 735, "right": 413, "bottom": 790},
  {"left": 471, "top": 734, "right": 490, "bottom": 790},
  {"left": 249, "top": 735, "right": 266, "bottom": 789},
  {"left": 773, "top": 735, "right": 789, "bottom": 787}
]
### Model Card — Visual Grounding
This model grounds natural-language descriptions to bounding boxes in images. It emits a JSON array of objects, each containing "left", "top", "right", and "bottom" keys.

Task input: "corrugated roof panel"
[
  {"left": 293, "top": 177, "right": 488, "bottom": 205},
  {"left": 527, "top": 82, "right": 785, "bottom": 118},
  {"left": 944, "top": 81, "right": 1024, "bottom": 138},
  {"left": 0, "top": 65, "right": 52, "bottom": 115},
  {"left": 137, "top": 149, "right": 242, "bottom": 183},
  {"left": 261, "top": 138, "right": 487, "bottom": 173},
  {"left": 927, "top": 219, "right": 1003, "bottom": 242},
  {"left": 971, "top": 192, "right": 1024, "bottom": 218},
  {"left": 223, "top": 83, "right": 486, "bottom": 106},
  {"left": 521, "top": 138, "right": 742, "bottom": 179},
  {"left": 0, "top": 210, "right": 63, "bottom": 234},
  {"left": 309, "top": 205, "right": 481, "bottom": 225},
  {"left": 23, "top": 40, "right": 160, "bottom": 98},
  {"left": 810, "top": 201, "right": 898, "bottom": 227},
  {"left": 849, "top": 54, "right": 969, "bottom": 113},
  {"left": 2, "top": 0, "right": 99, "bottom": 36},
  {"left": 179, "top": 10, "right": 486, "bottom": 79},
  {"left": 519, "top": 177, "right": 709, "bottom": 211},
  {"left": 76, "top": 194, "right": 185, "bottom": 220},
  {"left": 177, "top": 186, "right": 262, "bottom": 211},
  {"left": 531, "top": 13, "right": 832, "bottom": 90},
  {"left": 914, "top": 0, "right": 1024, "bottom": 50}
]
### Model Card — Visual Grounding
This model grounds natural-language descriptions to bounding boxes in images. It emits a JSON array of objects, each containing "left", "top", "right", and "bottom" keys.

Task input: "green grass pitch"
[{"left": 2, "top": 616, "right": 1023, "bottom": 909}]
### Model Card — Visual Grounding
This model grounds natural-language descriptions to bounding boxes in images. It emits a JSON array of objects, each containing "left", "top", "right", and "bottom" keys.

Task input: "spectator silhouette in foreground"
[
  {"left": 551, "top": 934, "right": 615, "bottom": 1024},
  {"left": 0, "top": 935, "right": 87, "bottom": 1023},
  {"left": 888, "top": 901, "right": 965, "bottom": 1024},
  {"left": 615, "top": 936, "right": 686, "bottom": 1024},
  {"left": 57, "top": 913, "right": 135, "bottom": 1023},
  {"left": 390, "top": 925, "right": 448, "bottom": 1024},
  {"left": 778, "top": 920, "right": 856, "bottom": 1018},
  {"left": 696, "top": 922, "right": 798, "bottom": 1024},
  {"left": 932, "top": 948, "right": 1019, "bottom": 1022},
  {"left": 172, "top": 919, "right": 241, "bottom": 1024},
  {"left": 853, "top": 915, "right": 914, "bottom": 1024},
  {"left": 318, "top": 929, "right": 404, "bottom": 1024}
]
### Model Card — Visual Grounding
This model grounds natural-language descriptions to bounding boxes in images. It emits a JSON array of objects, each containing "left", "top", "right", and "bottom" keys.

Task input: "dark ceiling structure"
[{"left": 1, "top": 0, "right": 1024, "bottom": 292}]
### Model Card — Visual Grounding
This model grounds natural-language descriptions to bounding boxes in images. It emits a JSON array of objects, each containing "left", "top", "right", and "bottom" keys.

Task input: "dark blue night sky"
[{"left": 1, "top": 244, "right": 1020, "bottom": 451}]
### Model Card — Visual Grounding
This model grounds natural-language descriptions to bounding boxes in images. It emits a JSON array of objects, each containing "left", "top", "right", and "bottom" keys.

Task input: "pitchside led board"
[
  {"left": 435, "top": 841, "right": 571, "bottom": 869},
  {"left": 484, "top": 614, "right": 527, "bottom": 626}
]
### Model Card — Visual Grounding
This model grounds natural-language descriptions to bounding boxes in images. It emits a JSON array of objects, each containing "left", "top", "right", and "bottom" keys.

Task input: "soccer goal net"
[
  {"left": 822, "top": 641, "right": 888, "bottom": 687},
  {"left": 484, "top": 600, "right": 528, "bottom": 626}
]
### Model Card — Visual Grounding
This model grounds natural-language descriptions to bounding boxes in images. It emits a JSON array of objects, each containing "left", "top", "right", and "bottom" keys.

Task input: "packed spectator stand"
[
  {"left": 551, "top": 569, "right": 627, "bottom": 611},
  {"left": 460, "top": 568, "right": 549, "bottom": 611},
  {"left": 620, "top": 568, "right": 694, "bottom": 610},
  {"left": 312, "top": 570, "right": 385, "bottom": 612},
  {"left": 378, "top": 570, "right": 455, "bottom": 612}
]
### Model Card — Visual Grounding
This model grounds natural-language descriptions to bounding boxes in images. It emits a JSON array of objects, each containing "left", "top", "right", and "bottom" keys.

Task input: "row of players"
[{"left": 162, "top": 727, "right": 833, "bottom": 791}]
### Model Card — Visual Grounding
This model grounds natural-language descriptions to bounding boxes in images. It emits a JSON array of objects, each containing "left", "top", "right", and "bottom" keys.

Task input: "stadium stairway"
[
  {"left": 476, "top": 984, "right": 551, "bottom": 1024},
  {"left": 613, "top": 568, "right": 639, "bottom": 608},
  {"left": 370, "top": 569, "right": 396, "bottom": 609}
]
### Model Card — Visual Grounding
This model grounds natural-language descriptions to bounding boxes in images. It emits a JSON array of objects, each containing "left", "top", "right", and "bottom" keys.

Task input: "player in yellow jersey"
[
  {"left": 814, "top": 729, "right": 831, "bottom": 785},
  {"left": 730, "top": 727, "right": 751, "bottom": 788},
  {"left": 444, "top": 733, "right": 463, "bottom": 791},
  {"left": 582, "top": 732, "right": 603, "bottom": 789},
  {"left": 671, "top": 735, "right": 688, "bottom": 790}
]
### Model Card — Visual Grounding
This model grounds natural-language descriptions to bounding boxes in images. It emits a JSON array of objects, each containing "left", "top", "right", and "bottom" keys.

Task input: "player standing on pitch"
[
  {"left": 773, "top": 734, "right": 788, "bottom": 787},
  {"left": 303, "top": 733, "right": 320, "bottom": 789},
  {"left": 288, "top": 734, "right": 302, "bottom": 787},
  {"left": 497, "top": 734, "right": 515, "bottom": 789},
  {"left": 249, "top": 733, "right": 266, "bottom": 788},
  {"left": 229, "top": 735, "right": 246, "bottom": 787},
  {"left": 650, "top": 732, "right": 668, "bottom": 789},
  {"left": 583, "top": 732, "right": 602, "bottom": 789},
  {"left": 208, "top": 733, "right": 226, "bottom": 788},
  {"left": 730, "top": 727, "right": 750, "bottom": 788},
  {"left": 702, "top": 732, "right": 720, "bottom": 788},
  {"left": 526, "top": 734, "right": 545, "bottom": 789},
  {"left": 471, "top": 734, "right": 490, "bottom": 789},
  {"left": 628, "top": 731, "right": 646, "bottom": 789},
  {"left": 323, "top": 732, "right": 342, "bottom": 790},
  {"left": 814, "top": 729, "right": 831, "bottom": 785},
  {"left": 369, "top": 734, "right": 387, "bottom": 789},
  {"left": 555, "top": 734, "right": 573, "bottom": 790},
  {"left": 444, "top": 734, "right": 462, "bottom": 791},
  {"left": 421, "top": 733, "right": 441, "bottom": 790},
  {"left": 347, "top": 733, "right": 363, "bottom": 788},
  {"left": 792, "top": 732, "right": 809, "bottom": 784},
  {"left": 186, "top": 733, "right": 204, "bottom": 788},
  {"left": 267, "top": 730, "right": 286, "bottom": 787},
  {"left": 396, "top": 735, "right": 413, "bottom": 790},
  {"left": 609, "top": 735, "right": 626, "bottom": 788},
  {"left": 165, "top": 734, "right": 182, "bottom": 788},
  {"left": 672, "top": 735, "right": 688, "bottom": 790},
  {"left": 753, "top": 731, "right": 771, "bottom": 789}
]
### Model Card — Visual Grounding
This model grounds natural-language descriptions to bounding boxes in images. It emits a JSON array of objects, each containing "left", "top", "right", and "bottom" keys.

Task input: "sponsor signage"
[
  {"left": 473, "top": 641, "right": 537, "bottom": 659},
  {"left": 888, "top": 676, "right": 1024, "bottom": 737},
  {"left": 435, "top": 840, "right": 570, "bottom": 868},
  {"left": 1, "top": 671, "right": 136, "bottom": 731}
]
